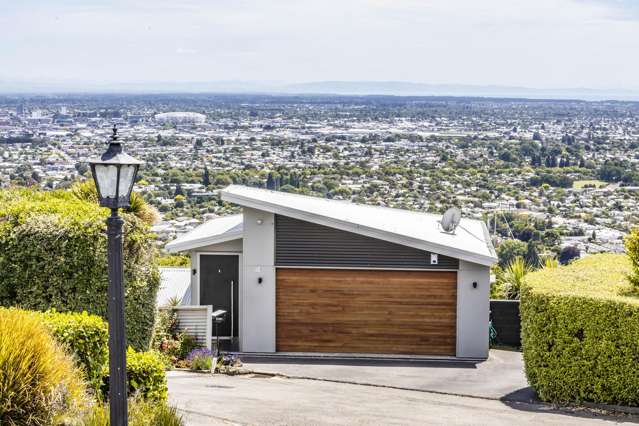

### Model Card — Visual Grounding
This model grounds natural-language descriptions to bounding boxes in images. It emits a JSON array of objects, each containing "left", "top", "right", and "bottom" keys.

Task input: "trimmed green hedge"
[
  {"left": 521, "top": 254, "right": 639, "bottom": 405},
  {"left": 125, "top": 348, "right": 168, "bottom": 401},
  {"left": 0, "top": 188, "right": 160, "bottom": 350},
  {"left": 42, "top": 310, "right": 108, "bottom": 384},
  {"left": 100, "top": 348, "right": 168, "bottom": 401}
]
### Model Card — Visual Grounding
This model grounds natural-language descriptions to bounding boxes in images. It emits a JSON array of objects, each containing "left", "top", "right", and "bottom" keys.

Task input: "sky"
[{"left": 1, "top": 0, "right": 639, "bottom": 90}]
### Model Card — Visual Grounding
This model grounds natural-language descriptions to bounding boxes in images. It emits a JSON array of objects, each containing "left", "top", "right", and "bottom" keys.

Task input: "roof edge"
[
  {"left": 165, "top": 231, "right": 243, "bottom": 253},
  {"left": 221, "top": 190, "right": 497, "bottom": 266}
]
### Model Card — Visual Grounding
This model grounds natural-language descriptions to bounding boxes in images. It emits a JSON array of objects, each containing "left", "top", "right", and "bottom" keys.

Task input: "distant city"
[{"left": 0, "top": 93, "right": 637, "bottom": 258}]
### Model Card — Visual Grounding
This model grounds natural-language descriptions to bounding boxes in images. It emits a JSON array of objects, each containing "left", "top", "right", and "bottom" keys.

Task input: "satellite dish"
[{"left": 441, "top": 207, "right": 462, "bottom": 233}]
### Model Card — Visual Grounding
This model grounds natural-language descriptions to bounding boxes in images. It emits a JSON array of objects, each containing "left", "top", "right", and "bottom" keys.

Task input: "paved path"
[{"left": 167, "top": 370, "right": 635, "bottom": 425}]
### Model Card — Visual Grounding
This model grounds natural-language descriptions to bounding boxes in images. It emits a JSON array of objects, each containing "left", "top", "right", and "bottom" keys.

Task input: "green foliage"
[
  {"left": 82, "top": 398, "right": 183, "bottom": 426},
  {"left": 123, "top": 348, "right": 168, "bottom": 401},
  {"left": 496, "top": 239, "right": 528, "bottom": 268},
  {"left": 42, "top": 310, "right": 108, "bottom": 386},
  {"left": 521, "top": 254, "right": 639, "bottom": 405},
  {"left": 495, "top": 257, "right": 531, "bottom": 300},
  {"left": 72, "top": 179, "right": 160, "bottom": 225},
  {"left": 542, "top": 256, "right": 559, "bottom": 269},
  {"left": 158, "top": 254, "right": 190, "bottom": 267},
  {"left": 625, "top": 228, "right": 639, "bottom": 287},
  {"left": 0, "top": 187, "right": 160, "bottom": 350},
  {"left": 0, "top": 307, "right": 87, "bottom": 425},
  {"left": 189, "top": 349, "right": 213, "bottom": 371},
  {"left": 152, "top": 307, "right": 198, "bottom": 364}
]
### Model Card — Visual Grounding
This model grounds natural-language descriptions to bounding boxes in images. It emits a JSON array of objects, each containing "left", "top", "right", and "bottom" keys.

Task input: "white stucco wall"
[
  {"left": 240, "top": 208, "right": 276, "bottom": 352},
  {"left": 456, "top": 260, "right": 490, "bottom": 359}
]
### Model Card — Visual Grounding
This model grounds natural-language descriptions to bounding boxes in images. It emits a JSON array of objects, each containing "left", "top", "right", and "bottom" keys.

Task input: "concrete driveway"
[
  {"left": 239, "top": 349, "right": 532, "bottom": 402},
  {"left": 167, "top": 350, "right": 637, "bottom": 425}
]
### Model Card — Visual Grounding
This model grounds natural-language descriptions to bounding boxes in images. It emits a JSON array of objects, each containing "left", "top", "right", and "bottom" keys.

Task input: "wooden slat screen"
[{"left": 276, "top": 269, "right": 457, "bottom": 356}]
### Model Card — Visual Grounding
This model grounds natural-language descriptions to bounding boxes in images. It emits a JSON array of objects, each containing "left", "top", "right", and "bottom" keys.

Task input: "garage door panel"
[{"left": 276, "top": 268, "right": 457, "bottom": 356}]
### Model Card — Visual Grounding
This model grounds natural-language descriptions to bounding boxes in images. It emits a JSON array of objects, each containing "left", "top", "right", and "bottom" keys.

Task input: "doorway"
[{"left": 199, "top": 254, "right": 239, "bottom": 341}]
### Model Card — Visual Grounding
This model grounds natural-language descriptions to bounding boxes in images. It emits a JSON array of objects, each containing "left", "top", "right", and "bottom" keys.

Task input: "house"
[{"left": 166, "top": 185, "right": 497, "bottom": 359}]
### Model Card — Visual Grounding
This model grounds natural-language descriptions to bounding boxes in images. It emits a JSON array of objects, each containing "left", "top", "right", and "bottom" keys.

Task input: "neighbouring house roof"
[
  {"left": 157, "top": 267, "right": 191, "bottom": 306},
  {"left": 221, "top": 185, "right": 497, "bottom": 266},
  {"left": 165, "top": 213, "right": 243, "bottom": 253}
]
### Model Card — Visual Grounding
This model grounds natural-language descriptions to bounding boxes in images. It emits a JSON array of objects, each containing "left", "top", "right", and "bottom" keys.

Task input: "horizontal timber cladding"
[
  {"left": 276, "top": 268, "right": 457, "bottom": 355},
  {"left": 275, "top": 215, "right": 459, "bottom": 269}
]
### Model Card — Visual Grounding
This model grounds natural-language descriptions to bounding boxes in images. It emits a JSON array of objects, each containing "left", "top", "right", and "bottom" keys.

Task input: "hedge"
[
  {"left": 42, "top": 310, "right": 108, "bottom": 384},
  {"left": 0, "top": 187, "right": 160, "bottom": 350},
  {"left": 100, "top": 348, "right": 168, "bottom": 401},
  {"left": 521, "top": 254, "right": 639, "bottom": 405}
]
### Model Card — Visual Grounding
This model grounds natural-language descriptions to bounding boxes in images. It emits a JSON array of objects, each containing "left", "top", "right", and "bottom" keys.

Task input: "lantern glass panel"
[
  {"left": 118, "top": 164, "right": 137, "bottom": 199},
  {"left": 95, "top": 164, "right": 119, "bottom": 199}
]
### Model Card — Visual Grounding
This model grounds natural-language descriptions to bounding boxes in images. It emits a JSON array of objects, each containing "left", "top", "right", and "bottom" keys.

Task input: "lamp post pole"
[
  {"left": 90, "top": 125, "right": 142, "bottom": 426},
  {"left": 106, "top": 208, "right": 128, "bottom": 426}
]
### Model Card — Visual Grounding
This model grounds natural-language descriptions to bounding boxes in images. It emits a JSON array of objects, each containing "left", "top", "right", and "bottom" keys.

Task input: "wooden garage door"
[{"left": 276, "top": 268, "right": 457, "bottom": 355}]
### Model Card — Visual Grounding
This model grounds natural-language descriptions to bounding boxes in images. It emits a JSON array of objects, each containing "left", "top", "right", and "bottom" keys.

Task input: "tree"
[
  {"left": 174, "top": 183, "right": 184, "bottom": 197},
  {"left": 625, "top": 229, "right": 639, "bottom": 287},
  {"left": 559, "top": 246, "right": 580, "bottom": 265},
  {"left": 524, "top": 242, "right": 541, "bottom": 269},
  {"left": 174, "top": 194, "right": 186, "bottom": 208},
  {"left": 202, "top": 166, "right": 210, "bottom": 187},
  {"left": 497, "top": 239, "right": 528, "bottom": 268},
  {"left": 214, "top": 174, "right": 232, "bottom": 187},
  {"left": 266, "top": 173, "right": 276, "bottom": 190}
]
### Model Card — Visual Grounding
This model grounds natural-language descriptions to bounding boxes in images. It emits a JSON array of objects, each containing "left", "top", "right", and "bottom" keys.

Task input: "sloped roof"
[
  {"left": 165, "top": 214, "right": 243, "bottom": 253},
  {"left": 221, "top": 185, "right": 497, "bottom": 266},
  {"left": 157, "top": 267, "right": 191, "bottom": 306}
]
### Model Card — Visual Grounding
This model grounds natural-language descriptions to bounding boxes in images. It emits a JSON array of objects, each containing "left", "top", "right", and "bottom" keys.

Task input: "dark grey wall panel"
[
  {"left": 490, "top": 300, "right": 521, "bottom": 347},
  {"left": 275, "top": 215, "right": 459, "bottom": 270}
]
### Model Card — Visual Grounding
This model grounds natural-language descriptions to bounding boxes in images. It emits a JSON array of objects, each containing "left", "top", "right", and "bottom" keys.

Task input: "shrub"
[
  {"left": 126, "top": 349, "right": 168, "bottom": 400},
  {"left": 0, "top": 187, "right": 160, "bottom": 350},
  {"left": 187, "top": 348, "right": 213, "bottom": 371},
  {"left": 101, "top": 348, "right": 168, "bottom": 401},
  {"left": 158, "top": 254, "right": 190, "bottom": 267},
  {"left": 42, "top": 309, "right": 108, "bottom": 385},
  {"left": 521, "top": 254, "right": 639, "bottom": 405},
  {"left": 153, "top": 307, "right": 199, "bottom": 364},
  {"left": 500, "top": 257, "right": 531, "bottom": 300},
  {"left": 82, "top": 397, "right": 183, "bottom": 426},
  {"left": 0, "top": 307, "right": 87, "bottom": 425}
]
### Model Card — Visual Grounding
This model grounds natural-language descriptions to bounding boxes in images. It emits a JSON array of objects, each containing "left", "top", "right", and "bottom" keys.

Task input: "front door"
[{"left": 200, "top": 255, "right": 239, "bottom": 338}]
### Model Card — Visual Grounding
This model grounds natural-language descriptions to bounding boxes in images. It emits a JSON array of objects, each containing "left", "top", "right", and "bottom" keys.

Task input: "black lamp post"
[{"left": 89, "top": 125, "right": 143, "bottom": 426}]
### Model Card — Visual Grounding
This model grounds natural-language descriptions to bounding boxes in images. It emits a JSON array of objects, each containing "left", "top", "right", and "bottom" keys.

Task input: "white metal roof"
[
  {"left": 157, "top": 267, "right": 191, "bottom": 306},
  {"left": 165, "top": 214, "right": 243, "bottom": 253},
  {"left": 221, "top": 185, "right": 497, "bottom": 266}
]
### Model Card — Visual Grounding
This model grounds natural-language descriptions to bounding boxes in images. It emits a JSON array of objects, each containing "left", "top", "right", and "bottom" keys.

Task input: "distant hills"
[
  {"left": 1, "top": 79, "right": 638, "bottom": 102},
  {"left": 279, "top": 81, "right": 639, "bottom": 102}
]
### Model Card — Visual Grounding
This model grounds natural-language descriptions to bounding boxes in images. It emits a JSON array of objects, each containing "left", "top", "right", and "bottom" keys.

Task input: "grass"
[
  {"left": 572, "top": 180, "right": 608, "bottom": 189},
  {"left": 524, "top": 253, "right": 637, "bottom": 304}
]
